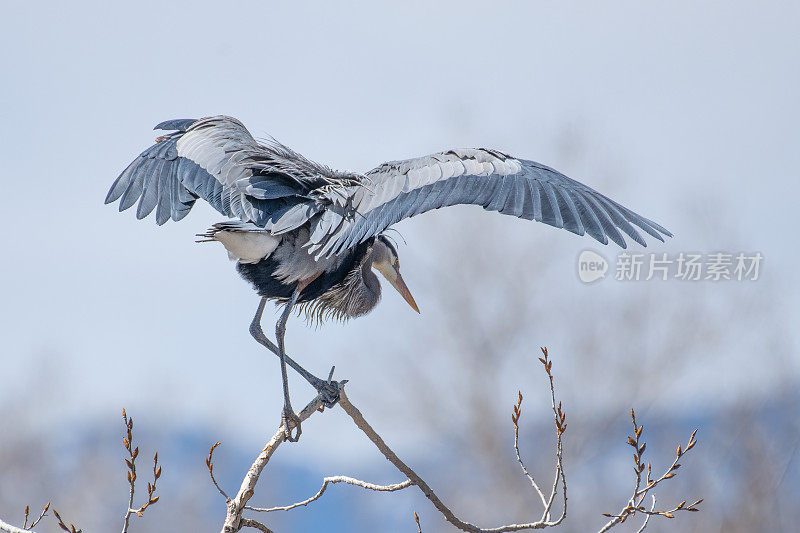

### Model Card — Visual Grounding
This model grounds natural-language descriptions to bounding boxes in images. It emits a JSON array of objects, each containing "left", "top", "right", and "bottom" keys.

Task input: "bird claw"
[
  {"left": 281, "top": 407, "right": 302, "bottom": 442},
  {"left": 314, "top": 366, "right": 347, "bottom": 408}
]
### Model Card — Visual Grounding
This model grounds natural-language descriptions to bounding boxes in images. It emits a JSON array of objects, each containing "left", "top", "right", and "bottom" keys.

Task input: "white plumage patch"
[
  {"left": 216, "top": 231, "right": 279, "bottom": 263},
  {"left": 199, "top": 222, "right": 280, "bottom": 264}
]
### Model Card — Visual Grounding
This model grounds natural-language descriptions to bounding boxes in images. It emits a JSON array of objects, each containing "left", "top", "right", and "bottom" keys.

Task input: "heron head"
[{"left": 372, "top": 235, "right": 420, "bottom": 313}]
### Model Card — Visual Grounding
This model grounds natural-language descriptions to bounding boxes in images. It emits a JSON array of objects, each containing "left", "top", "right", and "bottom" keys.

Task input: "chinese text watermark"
[{"left": 577, "top": 251, "right": 763, "bottom": 283}]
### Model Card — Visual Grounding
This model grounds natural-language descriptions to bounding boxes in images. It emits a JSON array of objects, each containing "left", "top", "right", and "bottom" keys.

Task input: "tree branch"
[
  {"left": 214, "top": 347, "right": 701, "bottom": 533},
  {"left": 220, "top": 394, "right": 328, "bottom": 533},
  {"left": 0, "top": 517, "right": 34, "bottom": 533},
  {"left": 238, "top": 519, "right": 273, "bottom": 533},
  {"left": 339, "top": 388, "right": 565, "bottom": 532},
  {"left": 121, "top": 409, "right": 161, "bottom": 533},
  {"left": 206, "top": 442, "right": 230, "bottom": 501},
  {"left": 218, "top": 347, "right": 568, "bottom": 532},
  {"left": 247, "top": 477, "right": 412, "bottom": 512},
  {"left": 598, "top": 411, "right": 701, "bottom": 532},
  {"left": 0, "top": 501, "right": 51, "bottom": 533}
]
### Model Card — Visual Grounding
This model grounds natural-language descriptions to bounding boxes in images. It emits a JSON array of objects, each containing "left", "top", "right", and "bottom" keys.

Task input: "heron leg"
[
  {"left": 249, "top": 297, "right": 323, "bottom": 385},
  {"left": 249, "top": 297, "right": 345, "bottom": 408},
  {"left": 272, "top": 289, "right": 304, "bottom": 441}
]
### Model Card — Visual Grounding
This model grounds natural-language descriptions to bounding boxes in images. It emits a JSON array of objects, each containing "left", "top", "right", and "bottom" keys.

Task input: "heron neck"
[{"left": 361, "top": 257, "right": 381, "bottom": 305}]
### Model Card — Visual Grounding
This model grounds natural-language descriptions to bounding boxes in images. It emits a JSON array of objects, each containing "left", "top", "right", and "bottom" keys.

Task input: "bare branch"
[
  {"left": 1, "top": 492, "right": 48, "bottom": 532},
  {"left": 239, "top": 518, "right": 274, "bottom": 533},
  {"left": 1, "top": 502, "right": 52, "bottom": 533},
  {"left": 121, "top": 409, "right": 161, "bottom": 533},
  {"left": 0, "top": 516, "right": 36, "bottom": 533},
  {"left": 5, "top": 411, "right": 160, "bottom": 533},
  {"left": 26, "top": 502, "right": 49, "bottom": 530},
  {"left": 635, "top": 496, "right": 656, "bottom": 533},
  {"left": 247, "top": 477, "right": 411, "bottom": 512},
  {"left": 214, "top": 347, "right": 702, "bottom": 533},
  {"left": 598, "top": 413, "right": 701, "bottom": 532},
  {"left": 513, "top": 391, "right": 548, "bottom": 509},
  {"left": 220, "top": 394, "right": 328, "bottom": 532},
  {"left": 538, "top": 347, "right": 567, "bottom": 525},
  {"left": 52, "top": 509, "right": 81, "bottom": 533},
  {"left": 218, "top": 348, "right": 570, "bottom": 532},
  {"left": 207, "top": 442, "right": 230, "bottom": 501},
  {"left": 339, "top": 384, "right": 565, "bottom": 532}
]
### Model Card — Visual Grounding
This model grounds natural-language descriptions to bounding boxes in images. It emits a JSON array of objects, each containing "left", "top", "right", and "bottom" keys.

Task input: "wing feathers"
[
  {"left": 118, "top": 158, "right": 149, "bottom": 211},
  {"left": 540, "top": 181, "right": 564, "bottom": 229},
  {"left": 570, "top": 191, "right": 608, "bottom": 245},
  {"left": 109, "top": 118, "right": 670, "bottom": 259},
  {"left": 107, "top": 116, "right": 349, "bottom": 233},
  {"left": 555, "top": 186, "right": 585, "bottom": 236},
  {"left": 309, "top": 150, "right": 670, "bottom": 257},
  {"left": 135, "top": 158, "right": 164, "bottom": 219},
  {"left": 155, "top": 161, "right": 174, "bottom": 225}
]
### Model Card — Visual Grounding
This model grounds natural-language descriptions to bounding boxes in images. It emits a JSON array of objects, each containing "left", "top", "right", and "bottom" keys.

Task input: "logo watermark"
[
  {"left": 577, "top": 251, "right": 763, "bottom": 283},
  {"left": 577, "top": 250, "right": 609, "bottom": 283}
]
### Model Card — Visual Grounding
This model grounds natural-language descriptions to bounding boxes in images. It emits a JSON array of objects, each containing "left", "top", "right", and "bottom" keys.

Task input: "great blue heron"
[{"left": 105, "top": 115, "right": 671, "bottom": 440}]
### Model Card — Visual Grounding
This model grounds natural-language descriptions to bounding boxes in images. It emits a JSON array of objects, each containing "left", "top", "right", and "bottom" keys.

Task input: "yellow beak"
[
  {"left": 388, "top": 270, "right": 420, "bottom": 314},
  {"left": 375, "top": 261, "right": 420, "bottom": 313}
]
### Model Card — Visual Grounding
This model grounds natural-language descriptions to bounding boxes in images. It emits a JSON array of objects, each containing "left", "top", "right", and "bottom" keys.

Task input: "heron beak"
[
  {"left": 375, "top": 262, "right": 420, "bottom": 313},
  {"left": 390, "top": 270, "right": 420, "bottom": 314}
]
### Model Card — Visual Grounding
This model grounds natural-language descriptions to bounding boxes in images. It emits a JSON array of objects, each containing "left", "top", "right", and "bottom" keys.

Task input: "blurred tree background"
[{"left": 1, "top": 2, "right": 797, "bottom": 532}]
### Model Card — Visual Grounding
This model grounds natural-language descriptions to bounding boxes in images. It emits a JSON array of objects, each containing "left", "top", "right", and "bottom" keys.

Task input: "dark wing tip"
[
  {"left": 153, "top": 118, "right": 198, "bottom": 132},
  {"left": 654, "top": 223, "right": 674, "bottom": 239}
]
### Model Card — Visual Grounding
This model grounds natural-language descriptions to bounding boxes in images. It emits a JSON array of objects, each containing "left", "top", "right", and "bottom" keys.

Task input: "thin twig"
[
  {"left": 598, "top": 413, "right": 701, "bottom": 532},
  {"left": 13, "top": 502, "right": 50, "bottom": 532},
  {"left": 52, "top": 509, "right": 81, "bottom": 533},
  {"left": 27, "top": 503, "right": 49, "bottom": 530},
  {"left": 207, "top": 442, "right": 231, "bottom": 501},
  {"left": 247, "top": 477, "right": 411, "bottom": 512},
  {"left": 121, "top": 409, "right": 161, "bottom": 533},
  {"left": 635, "top": 496, "right": 656, "bottom": 533},
  {"left": 122, "top": 410, "right": 136, "bottom": 533},
  {"left": 538, "top": 348, "right": 567, "bottom": 525},
  {"left": 513, "top": 391, "right": 548, "bottom": 509}
]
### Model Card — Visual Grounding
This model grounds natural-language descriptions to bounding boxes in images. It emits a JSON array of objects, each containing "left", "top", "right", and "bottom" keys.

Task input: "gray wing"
[
  {"left": 308, "top": 148, "right": 672, "bottom": 258},
  {"left": 105, "top": 115, "right": 335, "bottom": 230}
]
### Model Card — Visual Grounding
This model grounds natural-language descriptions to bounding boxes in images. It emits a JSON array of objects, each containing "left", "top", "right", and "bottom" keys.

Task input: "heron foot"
[
  {"left": 281, "top": 407, "right": 302, "bottom": 442},
  {"left": 311, "top": 366, "right": 348, "bottom": 408}
]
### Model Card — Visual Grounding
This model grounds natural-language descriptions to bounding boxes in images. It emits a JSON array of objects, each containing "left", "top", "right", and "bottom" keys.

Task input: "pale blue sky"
[{"left": 1, "top": 1, "right": 798, "bottom": 467}]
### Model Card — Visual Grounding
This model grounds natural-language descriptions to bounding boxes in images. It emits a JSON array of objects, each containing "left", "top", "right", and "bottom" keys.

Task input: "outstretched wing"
[
  {"left": 105, "top": 115, "right": 344, "bottom": 230},
  {"left": 308, "top": 148, "right": 671, "bottom": 258}
]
